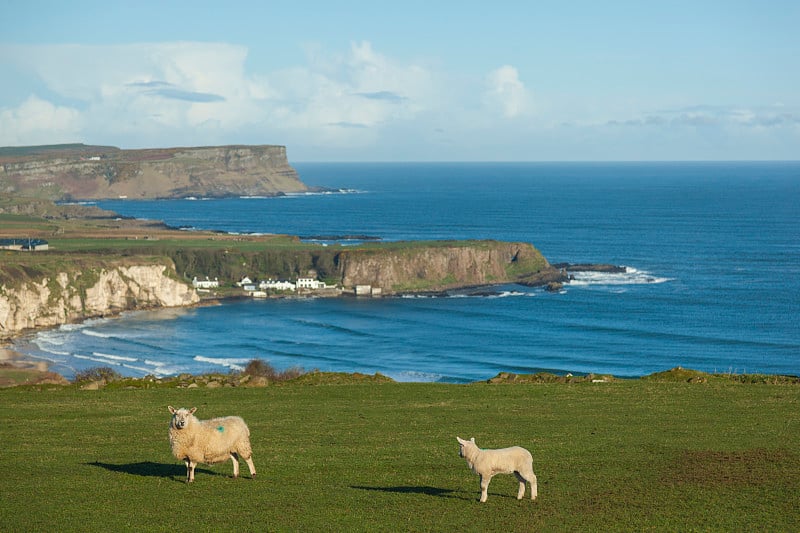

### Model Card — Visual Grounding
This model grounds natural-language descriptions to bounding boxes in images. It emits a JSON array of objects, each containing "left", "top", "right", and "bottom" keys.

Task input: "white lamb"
[
  {"left": 456, "top": 436, "right": 538, "bottom": 503},
  {"left": 168, "top": 406, "right": 256, "bottom": 483}
]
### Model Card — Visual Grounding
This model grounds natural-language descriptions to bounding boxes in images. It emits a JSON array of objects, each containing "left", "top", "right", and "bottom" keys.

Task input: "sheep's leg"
[
  {"left": 514, "top": 472, "right": 526, "bottom": 499},
  {"left": 529, "top": 472, "right": 538, "bottom": 500},
  {"left": 186, "top": 459, "right": 196, "bottom": 483},
  {"left": 479, "top": 474, "right": 492, "bottom": 503},
  {"left": 244, "top": 456, "right": 256, "bottom": 478},
  {"left": 230, "top": 452, "right": 240, "bottom": 478}
]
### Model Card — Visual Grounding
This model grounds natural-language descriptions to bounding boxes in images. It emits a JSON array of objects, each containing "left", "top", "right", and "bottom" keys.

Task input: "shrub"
[
  {"left": 73, "top": 366, "right": 122, "bottom": 383},
  {"left": 242, "top": 359, "right": 305, "bottom": 382}
]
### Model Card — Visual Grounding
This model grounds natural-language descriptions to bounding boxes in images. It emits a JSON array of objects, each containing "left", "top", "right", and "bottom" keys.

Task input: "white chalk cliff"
[{"left": 0, "top": 264, "right": 199, "bottom": 339}]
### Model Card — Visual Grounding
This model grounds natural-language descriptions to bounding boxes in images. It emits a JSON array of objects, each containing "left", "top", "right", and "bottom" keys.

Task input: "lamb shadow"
[
  {"left": 86, "top": 461, "right": 218, "bottom": 480},
  {"left": 350, "top": 485, "right": 461, "bottom": 499}
]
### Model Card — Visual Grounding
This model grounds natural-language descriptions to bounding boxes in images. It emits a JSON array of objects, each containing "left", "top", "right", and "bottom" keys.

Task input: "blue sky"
[{"left": 1, "top": 1, "right": 798, "bottom": 161}]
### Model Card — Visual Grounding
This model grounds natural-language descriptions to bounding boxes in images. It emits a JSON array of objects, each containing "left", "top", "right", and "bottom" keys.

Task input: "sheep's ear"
[
  {"left": 470, "top": 437, "right": 475, "bottom": 443},
  {"left": 168, "top": 406, "right": 176, "bottom": 414},
  {"left": 189, "top": 407, "right": 197, "bottom": 414},
  {"left": 456, "top": 437, "right": 465, "bottom": 444}
]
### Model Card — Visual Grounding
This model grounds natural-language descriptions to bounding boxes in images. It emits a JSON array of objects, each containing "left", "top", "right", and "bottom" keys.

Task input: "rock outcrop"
[
  {"left": 336, "top": 241, "right": 560, "bottom": 294},
  {"left": 0, "top": 262, "right": 199, "bottom": 339},
  {"left": 0, "top": 144, "right": 307, "bottom": 200}
]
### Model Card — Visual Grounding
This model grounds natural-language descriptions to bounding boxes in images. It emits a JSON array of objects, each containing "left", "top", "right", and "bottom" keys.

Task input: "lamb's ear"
[
  {"left": 456, "top": 436, "right": 465, "bottom": 444},
  {"left": 189, "top": 407, "right": 197, "bottom": 414},
  {"left": 470, "top": 437, "right": 475, "bottom": 443},
  {"left": 168, "top": 406, "right": 176, "bottom": 414}
]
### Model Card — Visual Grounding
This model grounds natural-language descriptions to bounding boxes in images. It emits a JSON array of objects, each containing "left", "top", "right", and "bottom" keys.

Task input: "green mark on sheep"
[{"left": 217, "top": 426, "right": 224, "bottom": 432}]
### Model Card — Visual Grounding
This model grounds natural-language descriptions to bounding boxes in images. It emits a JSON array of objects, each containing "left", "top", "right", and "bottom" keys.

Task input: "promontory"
[{"left": 0, "top": 143, "right": 306, "bottom": 200}]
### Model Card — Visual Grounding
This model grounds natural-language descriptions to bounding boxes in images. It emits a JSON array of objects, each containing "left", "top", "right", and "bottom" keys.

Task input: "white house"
[
  {"left": 259, "top": 279, "right": 296, "bottom": 291},
  {"left": 192, "top": 276, "right": 219, "bottom": 289},
  {"left": 296, "top": 277, "right": 324, "bottom": 290}
]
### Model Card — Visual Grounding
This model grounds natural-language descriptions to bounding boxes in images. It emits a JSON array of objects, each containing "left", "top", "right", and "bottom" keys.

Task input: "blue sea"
[{"left": 12, "top": 162, "right": 800, "bottom": 382}]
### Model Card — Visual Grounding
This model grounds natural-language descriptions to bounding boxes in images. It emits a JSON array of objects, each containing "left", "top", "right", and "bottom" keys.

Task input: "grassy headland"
[{"left": 0, "top": 375, "right": 797, "bottom": 531}]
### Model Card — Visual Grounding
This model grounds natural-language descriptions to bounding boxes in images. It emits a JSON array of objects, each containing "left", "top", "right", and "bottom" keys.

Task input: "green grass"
[{"left": 1, "top": 380, "right": 798, "bottom": 532}]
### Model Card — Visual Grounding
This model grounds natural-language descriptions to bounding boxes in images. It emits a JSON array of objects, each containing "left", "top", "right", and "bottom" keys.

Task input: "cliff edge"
[
  {"left": 336, "top": 241, "right": 561, "bottom": 294},
  {"left": 0, "top": 143, "right": 307, "bottom": 200},
  {"left": 0, "top": 260, "right": 199, "bottom": 339}
]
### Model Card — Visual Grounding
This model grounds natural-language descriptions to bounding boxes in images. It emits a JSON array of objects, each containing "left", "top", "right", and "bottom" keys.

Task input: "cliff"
[
  {"left": 0, "top": 144, "right": 307, "bottom": 200},
  {"left": 0, "top": 240, "right": 565, "bottom": 340},
  {"left": 0, "top": 261, "right": 199, "bottom": 339},
  {"left": 335, "top": 241, "right": 560, "bottom": 294}
]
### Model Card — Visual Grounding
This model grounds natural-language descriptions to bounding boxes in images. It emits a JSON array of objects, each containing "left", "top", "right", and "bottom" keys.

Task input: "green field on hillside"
[{"left": 1, "top": 380, "right": 797, "bottom": 531}]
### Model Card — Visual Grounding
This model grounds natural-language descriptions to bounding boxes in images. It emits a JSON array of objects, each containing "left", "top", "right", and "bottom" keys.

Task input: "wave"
[
  {"left": 68, "top": 352, "right": 179, "bottom": 377},
  {"left": 401, "top": 288, "right": 536, "bottom": 299},
  {"left": 284, "top": 188, "right": 366, "bottom": 196},
  {"left": 388, "top": 370, "right": 446, "bottom": 383},
  {"left": 74, "top": 353, "right": 121, "bottom": 365},
  {"left": 193, "top": 355, "right": 251, "bottom": 372},
  {"left": 92, "top": 352, "right": 137, "bottom": 362},
  {"left": 59, "top": 323, "right": 87, "bottom": 332},
  {"left": 488, "top": 290, "right": 531, "bottom": 298},
  {"left": 121, "top": 364, "right": 159, "bottom": 375},
  {"left": 81, "top": 329, "right": 112, "bottom": 339},
  {"left": 290, "top": 318, "right": 376, "bottom": 338},
  {"left": 568, "top": 267, "right": 673, "bottom": 286},
  {"left": 36, "top": 346, "right": 71, "bottom": 357},
  {"left": 24, "top": 352, "right": 67, "bottom": 364}
]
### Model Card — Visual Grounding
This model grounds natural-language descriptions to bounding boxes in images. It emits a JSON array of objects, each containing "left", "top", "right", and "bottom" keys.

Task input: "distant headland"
[{"left": 0, "top": 143, "right": 307, "bottom": 200}]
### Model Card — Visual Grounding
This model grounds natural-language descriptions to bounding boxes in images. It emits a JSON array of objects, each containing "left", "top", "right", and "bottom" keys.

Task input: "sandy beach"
[{"left": 0, "top": 345, "right": 68, "bottom": 386}]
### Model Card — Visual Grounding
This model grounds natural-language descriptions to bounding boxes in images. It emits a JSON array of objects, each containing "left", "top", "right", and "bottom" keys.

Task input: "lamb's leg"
[
  {"left": 479, "top": 474, "right": 492, "bottom": 503},
  {"left": 186, "top": 459, "right": 196, "bottom": 483},
  {"left": 230, "top": 452, "right": 240, "bottom": 478},
  {"left": 529, "top": 472, "right": 538, "bottom": 500},
  {"left": 514, "top": 472, "right": 526, "bottom": 499}
]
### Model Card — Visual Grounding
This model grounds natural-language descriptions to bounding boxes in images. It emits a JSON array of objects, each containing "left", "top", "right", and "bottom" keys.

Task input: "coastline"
[
  {"left": 0, "top": 345, "right": 69, "bottom": 387},
  {"left": 0, "top": 265, "right": 576, "bottom": 383}
]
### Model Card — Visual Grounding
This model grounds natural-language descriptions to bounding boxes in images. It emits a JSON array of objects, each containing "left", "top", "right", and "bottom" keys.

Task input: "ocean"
[{"left": 10, "top": 162, "right": 800, "bottom": 382}]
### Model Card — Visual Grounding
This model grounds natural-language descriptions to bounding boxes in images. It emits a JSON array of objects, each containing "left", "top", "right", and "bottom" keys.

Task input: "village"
[{"left": 191, "top": 274, "right": 382, "bottom": 298}]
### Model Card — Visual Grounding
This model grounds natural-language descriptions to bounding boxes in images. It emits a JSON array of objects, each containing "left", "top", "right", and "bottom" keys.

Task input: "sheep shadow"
[
  {"left": 350, "top": 485, "right": 463, "bottom": 499},
  {"left": 86, "top": 461, "right": 218, "bottom": 481}
]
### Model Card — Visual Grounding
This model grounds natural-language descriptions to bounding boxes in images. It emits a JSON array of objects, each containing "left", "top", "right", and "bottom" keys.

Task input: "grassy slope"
[{"left": 1, "top": 381, "right": 797, "bottom": 532}]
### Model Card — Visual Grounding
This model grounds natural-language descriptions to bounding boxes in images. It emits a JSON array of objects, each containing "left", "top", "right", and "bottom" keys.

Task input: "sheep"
[
  {"left": 456, "top": 436, "right": 537, "bottom": 503},
  {"left": 168, "top": 406, "right": 256, "bottom": 483}
]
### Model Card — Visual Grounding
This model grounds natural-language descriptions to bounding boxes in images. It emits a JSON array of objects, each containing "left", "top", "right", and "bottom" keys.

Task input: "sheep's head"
[
  {"left": 456, "top": 436, "right": 476, "bottom": 457},
  {"left": 168, "top": 406, "right": 197, "bottom": 430}
]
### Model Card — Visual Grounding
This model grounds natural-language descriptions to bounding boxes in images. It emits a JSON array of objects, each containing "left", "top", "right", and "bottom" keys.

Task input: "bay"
[{"left": 13, "top": 162, "right": 800, "bottom": 382}]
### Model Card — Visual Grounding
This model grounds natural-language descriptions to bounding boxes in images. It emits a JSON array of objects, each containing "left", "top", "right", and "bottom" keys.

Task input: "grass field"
[{"left": 1, "top": 380, "right": 798, "bottom": 532}]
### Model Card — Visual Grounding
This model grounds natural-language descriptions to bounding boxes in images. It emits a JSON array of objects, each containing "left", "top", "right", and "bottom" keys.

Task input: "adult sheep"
[
  {"left": 456, "top": 436, "right": 537, "bottom": 503},
  {"left": 168, "top": 406, "right": 256, "bottom": 483}
]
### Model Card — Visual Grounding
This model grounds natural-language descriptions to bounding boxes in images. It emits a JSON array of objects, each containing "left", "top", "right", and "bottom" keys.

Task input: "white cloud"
[
  {"left": 605, "top": 104, "right": 800, "bottom": 130},
  {"left": 0, "top": 95, "right": 83, "bottom": 145},
  {"left": 484, "top": 65, "right": 532, "bottom": 119},
  {"left": 8, "top": 41, "right": 794, "bottom": 160},
  {"left": 0, "top": 41, "right": 445, "bottom": 150}
]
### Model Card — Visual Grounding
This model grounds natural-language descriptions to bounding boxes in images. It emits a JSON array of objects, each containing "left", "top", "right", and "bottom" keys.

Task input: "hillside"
[
  {"left": 1, "top": 380, "right": 798, "bottom": 531},
  {"left": 0, "top": 143, "right": 307, "bottom": 200}
]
